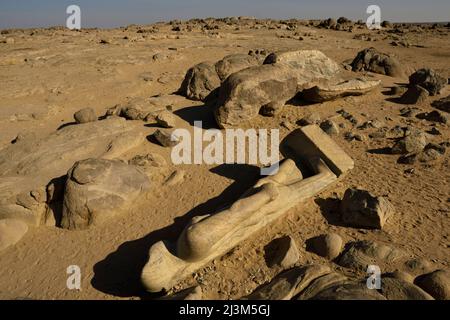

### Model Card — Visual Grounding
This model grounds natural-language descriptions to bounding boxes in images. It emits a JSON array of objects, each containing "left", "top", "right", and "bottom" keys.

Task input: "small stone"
[
  {"left": 73, "top": 108, "right": 97, "bottom": 124},
  {"left": 265, "top": 235, "right": 300, "bottom": 268},
  {"left": 308, "top": 233, "right": 343, "bottom": 260},
  {"left": 340, "top": 188, "right": 395, "bottom": 229},
  {"left": 298, "top": 113, "right": 321, "bottom": 126},
  {"left": 415, "top": 270, "right": 450, "bottom": 300},
  {"left": 431, "top": 95, "right": 450, "bottom": 113},
  {"left": 156, "top": 110, "right": 177, "bottom": 128},
  {"left": 153, "top": 129, "right": 180, "bottom": 147},
  {"left": 319, "top": 119, "right": 339, "bottom": 135}
]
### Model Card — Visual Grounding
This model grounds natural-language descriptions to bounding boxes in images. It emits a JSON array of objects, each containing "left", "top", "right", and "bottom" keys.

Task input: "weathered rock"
[
  {"left": 73, "top": 108, "right": 97, "bottom": 124},
  {"left": 312, "top": 282, "right": 386, "bottom": 300},
  {"left": 308, "top": 233, "right": 343, "bottom": 260},
  {"left": 338, "top": 240, "right": 405, "bottom": 271},
  {"left": 391, "top": 130, "right": 427, "bottom": 154},
  {"left": 0, "top": 219, "right": 28, "bottom": 251},
  {"left": 265, "top": 235, "right": 300, "bottom": 268},
  {"left": 298, "top": 113, "right": 321, "bottom": 126},
  {"left": 61, "top": 158, "right": 151, "bottom": 230},
  {"left": 179, "top": 62, "right": 221, "bottom": 101},
  {"left": 379, "top": 277, "right": 434, "bottom": 300},
  {"left": 214, "top": 54, "right": 260, "bottom": 81},
  {"left": 156, "top": 110, "right": 177, "bottom": 128},
  {"left": 107, "top": 95, "right": 185, "bottom": 121},
  {"left": 263, "top": 50, "right": 341, "bottom": 80},
  {"left": 319, "top": 119, "right": 339, "bottom": 136},
  {"left": 399, "top": 85, "right": 429, "bottom": 104},
  {"left": 214, "top": 50, "right": 340, "bottom": 128},
  {"left": 129, "top": 153, "right": 167, "bottom": 168},
  {"left": 409, "top": 68, "right": 447, "bottom": 96},
  {"left": 387, "top": 270, "right": 415, "bottom": 283},
  {"left": 243, "top": 265, "right": 331, "bottom": 300},
  {"left": 296, "top": 272, "right": 348, "bottom": 300},
  {"left": 340, "top": 188, "right": 394, "bottom": 229},
  {"left": 432, "top": 95, "right": 450, "bottom": 113},
  {"left": 415, "top": 270, "right": 450, "bottom": 300},
  {"left": 302, "top": 78, "right": 381, "bottom": 103},
  {"left": 0, "top": 118, "right": 144, "bottom": 226},
  {"left": 351, "top": 48, "right": 405, "bottom": 77},
  {"left": 153, "top": 129, "right": 180, "bottom": 147}
]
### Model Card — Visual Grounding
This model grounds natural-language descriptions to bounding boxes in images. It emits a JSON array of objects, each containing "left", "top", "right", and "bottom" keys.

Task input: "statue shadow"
[{"left": 91, "top": 163, "right": 260, "bottom": 299}]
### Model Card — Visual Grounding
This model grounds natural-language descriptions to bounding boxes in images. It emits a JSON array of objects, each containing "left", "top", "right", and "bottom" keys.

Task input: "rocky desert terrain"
[{"left": 0, "top": 17, "right": 449, "bottom": 300}]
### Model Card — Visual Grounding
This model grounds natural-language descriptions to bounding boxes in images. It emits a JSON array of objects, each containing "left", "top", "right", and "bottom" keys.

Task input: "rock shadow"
[
  {"left": 91, "top": 163, "right": 260, "bottom": 299},
  {"left": 314, "top": 197, "right": 347, "bottom": 227}
]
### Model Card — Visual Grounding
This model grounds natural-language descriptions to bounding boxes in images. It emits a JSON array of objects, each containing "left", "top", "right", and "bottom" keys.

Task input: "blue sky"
[{"left": 0, "top": 0, "right": 449, "bottom": 29}]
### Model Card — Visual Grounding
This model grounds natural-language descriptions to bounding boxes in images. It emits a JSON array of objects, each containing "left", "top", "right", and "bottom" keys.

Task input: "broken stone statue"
[{"left": 141, "top": 125, "right": 354, "bottom": 292}]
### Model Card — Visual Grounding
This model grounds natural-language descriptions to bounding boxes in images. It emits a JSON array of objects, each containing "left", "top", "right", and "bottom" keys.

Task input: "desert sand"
[{"left": 0, "top": 17, "right": 449, "bottom": 300}]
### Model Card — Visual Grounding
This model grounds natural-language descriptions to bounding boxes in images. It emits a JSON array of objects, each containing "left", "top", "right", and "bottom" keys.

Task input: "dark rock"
[
  {"left": 350, "top": 47, "right": 405, "bottom": 77},
  {"left": 319, "top": 119, "right": 339, "bottom": 135},
  {"left": 409, "top": 68, "right": 446, "bottom": 96},
  {"left": 399, "top": 85, "right": 429, "bottom": 104}
]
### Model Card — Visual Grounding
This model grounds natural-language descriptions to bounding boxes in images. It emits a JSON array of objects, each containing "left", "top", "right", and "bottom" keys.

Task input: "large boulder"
[
  {"left": 409, "top": 68, "right": 447, "bottom": 96},
  {"left": 350, "top": 47, "right": 405, "bottom": 77},
  {"left": 0, "top": 118, "right": 145, "bottom": 226},
  {"left": 179, "top": 62, "right": 221, "bottom": 101},
  {"left": 215, "top": 54, "right": 260, "bottom": 81},
  {"left": 340, "top": 188, "right": 395, "bottom": 229},
  {"left": 214, "top": 64, "right": 298, "bottom": 127},
  {"left": 61, "top": 158, "right": 151, "bottom": 230},
  {"left": 215, "top": 50, "right": 341, "bottom": 128}
]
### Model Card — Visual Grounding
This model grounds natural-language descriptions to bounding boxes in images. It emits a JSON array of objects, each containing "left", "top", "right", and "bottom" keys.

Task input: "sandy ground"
[{"left": 0, "top": 19, "right": 449, "bottom": 300}]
